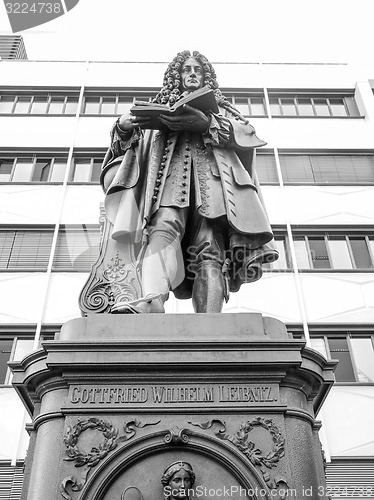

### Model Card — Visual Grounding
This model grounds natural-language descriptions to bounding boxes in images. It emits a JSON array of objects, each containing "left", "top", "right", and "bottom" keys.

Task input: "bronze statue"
[{"left": 101, "top": 50, "right": 278, "bottom": 314}]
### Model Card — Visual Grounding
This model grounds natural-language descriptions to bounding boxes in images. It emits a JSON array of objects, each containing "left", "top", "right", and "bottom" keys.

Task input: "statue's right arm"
[
  {"left": 101, "top": 112, "right": 155, "bottom": 192},
  {"left": 101, "top": 114, "right": 139, "bottom": 192}
]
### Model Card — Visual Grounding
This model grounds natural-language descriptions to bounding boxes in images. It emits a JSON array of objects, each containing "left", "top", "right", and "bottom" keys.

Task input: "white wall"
[
  {"left": 0, "top": 184, "right": 63, "bottom": 224},
  {"left": 0, "top": 388, "right": 29, "bottom": 461},
  {"left": 0, "top": 273, "right": 47, "bottom": 323},
  {"left": 0, "top": 60, "right": 359, "bottom": 91},
  {"left": 0, "top": 116, "right": 77, "bottom": 148},
  {"left": 322, "top": 385, "right": 374, "bottom": 457},
  {"left": 283, "top": 186, "right": 374, "bottom": 226}
]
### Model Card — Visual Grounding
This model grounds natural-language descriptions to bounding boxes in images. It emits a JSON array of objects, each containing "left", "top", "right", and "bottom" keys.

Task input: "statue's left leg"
[
  {"left": 189, "top": 216, "right": 227, "bottom": 313},
  {"left": 191, "top": 260, "right": 226, "bottom": 313}
]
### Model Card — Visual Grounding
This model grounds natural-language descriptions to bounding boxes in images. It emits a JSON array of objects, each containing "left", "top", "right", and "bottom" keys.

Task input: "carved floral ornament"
[
  {"left": 79, "top": 251, "right": 141, "bottom": 314},
  {"left": 60, "top": 416, "right": 288, "bottom": 500}
]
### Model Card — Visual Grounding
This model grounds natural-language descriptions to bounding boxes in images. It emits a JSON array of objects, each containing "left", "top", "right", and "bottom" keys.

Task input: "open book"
[{"left": 130, "top": 86, "right": 219, "bottom": 129}]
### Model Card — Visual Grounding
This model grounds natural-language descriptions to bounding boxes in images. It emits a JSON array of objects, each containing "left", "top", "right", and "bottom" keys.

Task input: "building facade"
[
  {"left": 0, "top": 36, "right": 27, "bottom": 60},
  {"left": 0, "top": 58, "right": 374, "bottom": 499}
]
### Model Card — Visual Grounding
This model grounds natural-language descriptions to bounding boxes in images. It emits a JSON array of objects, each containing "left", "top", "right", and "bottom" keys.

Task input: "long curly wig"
[{"left": 153, "top": 50, "right": 247, "bottom": 122}]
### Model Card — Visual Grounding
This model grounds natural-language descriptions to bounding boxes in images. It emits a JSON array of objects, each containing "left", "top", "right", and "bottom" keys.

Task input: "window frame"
[
  {"left": 0, "top": 228, "right": 55, "bottom": 271},
  {"left": 267, "top": 90, "right": 361, "bottom": 118},
  {"left": 261, "top": 227, "right": 374, "bottom": 272},
  {"left": 289, "top": 325, "right": 374, "bottom": 385},
  {"left": 52, "top": 224, "right": 100, "bottom": 272},
  {"left": 0, "top": 89, "right": 80, "bottom": 115},
  {"left": 69, "top": 152, "right": 105, "bottom": 183},
  {"left": 0, "top": 153, "right": 70, "bottom": 183},
  {"left": 291, "top": 229, "right": 374, "bottom": 271},
  {"left": 222, "top": 90, "right": 268, "bottom": 117},
  {"left": 255, "top": 150, "right": 279, "bottom": 184},
  {"left": 0, "top": 226, "right": 100, "bottom": 272},
  {"left": 278, "top": 152, "right": 374, "bottom": 185},
  {"left": 81, "top": 91, "right": 155, "bottom": 116},
  {"left": 0, "top": 325, "right": 60, "bottom": 386}
]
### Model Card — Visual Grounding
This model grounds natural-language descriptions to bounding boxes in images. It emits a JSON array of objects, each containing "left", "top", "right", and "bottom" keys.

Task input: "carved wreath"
[
  {"left": 222, "top": 417, "right": 285, "bottom": 469},
  {"left": 63, "top": 418, "right": 119, "bottom": 468},
  {"left": 63, "top": 417, "right": 160, "bottom": 468},
  {"left": 61, "top": 418, "right": 161, "bottom": 499}
]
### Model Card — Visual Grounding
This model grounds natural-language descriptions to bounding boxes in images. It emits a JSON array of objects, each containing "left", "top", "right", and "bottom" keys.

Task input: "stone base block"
[{"left": 10, "top": 314, "right": 336, "bottom": 500}]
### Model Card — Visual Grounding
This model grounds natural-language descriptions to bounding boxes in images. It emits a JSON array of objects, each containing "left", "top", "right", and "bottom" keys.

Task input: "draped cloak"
[{"left": 100, "top": 106, "right": 278, "bottom": 299}]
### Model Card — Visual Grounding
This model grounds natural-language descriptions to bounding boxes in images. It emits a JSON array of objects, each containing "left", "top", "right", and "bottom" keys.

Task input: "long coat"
[{"left": 100, "top": 107, "right": 278, "bottom": 297}]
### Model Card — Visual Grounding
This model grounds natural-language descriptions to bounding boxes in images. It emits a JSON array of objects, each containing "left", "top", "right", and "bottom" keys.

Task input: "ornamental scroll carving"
[
  {"left": 60, "top": 417, "right": 160, "bottom": 500},
  {"left": 79, "top": 205, "right": 142, "bottom": 315},
  {"left": 189, "top": 417, "right": 289, "bottom": 498}
]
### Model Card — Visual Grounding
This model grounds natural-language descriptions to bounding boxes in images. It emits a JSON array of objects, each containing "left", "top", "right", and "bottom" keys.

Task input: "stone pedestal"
[{"left": 11, "top": 314, "right": 336, "bottom": 500}]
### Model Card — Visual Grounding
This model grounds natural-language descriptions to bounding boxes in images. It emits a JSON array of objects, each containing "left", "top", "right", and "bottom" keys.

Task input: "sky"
[{"left": 0, "top": 0, "right": 373, "bottom": 68}]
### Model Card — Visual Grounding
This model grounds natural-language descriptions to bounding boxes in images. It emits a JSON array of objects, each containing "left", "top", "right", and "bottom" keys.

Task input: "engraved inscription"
[
  {"left": 68, "top": 384, "right": 278, "bottom": 408},
  {"left": 71, "top": 386, "right": 148, "bottom": 404},
  {"left": 152, "top": 386, "right": 214, "bottom": 403},
  {"left": 218, "top": 385, "right": 276, "bottom": 403}
]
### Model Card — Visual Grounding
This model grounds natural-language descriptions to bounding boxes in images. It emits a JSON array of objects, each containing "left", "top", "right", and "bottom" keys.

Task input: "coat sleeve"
[{"left": 100, "top": 118, "right": 142, "bottom": 192}]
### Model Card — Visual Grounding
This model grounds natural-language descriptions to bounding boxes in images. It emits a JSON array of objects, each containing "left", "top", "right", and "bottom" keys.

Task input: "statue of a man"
[{"left": 101, "top": 50, "right": 278, "bottom": 314}]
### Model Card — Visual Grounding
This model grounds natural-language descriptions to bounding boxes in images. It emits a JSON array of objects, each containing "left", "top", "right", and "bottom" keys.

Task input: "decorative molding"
[
  {"left": 189, "top": 419, "right": 226, "bottom": 433},
  {"left": 164, "top": 427, "right": 189, "bottom": 445},
  {"left": 61, "top": 417, "right": 160, "bottom": 499}
]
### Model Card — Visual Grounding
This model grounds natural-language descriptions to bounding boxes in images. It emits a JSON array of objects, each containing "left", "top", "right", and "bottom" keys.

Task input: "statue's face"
[
  {"left": 168, "top": 469, "right": 192, "bottom": 500},
  {"left": 180, "top": 57, "right": 204, "bottom": 92}
]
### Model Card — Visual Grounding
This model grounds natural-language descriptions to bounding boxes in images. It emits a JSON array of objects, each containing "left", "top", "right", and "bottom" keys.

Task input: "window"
[
  {"left": 0, "top": 339, "right": 13, "bottom": 384},
  {"left": 220, "top": 92, "right": 267, "bottom": 117},
  {"left": 256, "top": 153, "right": 279, "bottom": 183},
  {"left": 53, "top": 226, "right": 100, "bottom": 271},
  {"left": 263, "top": 235, "right": 290, "bottom": 270},
  {"left": 268, "top": 94, "right": 360, "bottom": 117},
  {"left": 13, "top": 96, "right": 32, "bottom": 113},
  {"left": 0, "top": 93, "right": 79, "bottom": 114},
  {"left": 0, "top": 156, "right": 68, "bottom": 183},
  {"left": 309, "top": 333, "right": 374, "bottom": 383},
  {"left": 82, "top": 93, "right": 153, "bottom": 115},
  {"left": 0, "top": 336, "right": 46, "bottom": 384},
  {"left": 243, "top": 230, "right": 374, "bottom": 271},
  {"left": 279, "top": 154, "right": 374, "bottom": 184},
  {"left": 0, "top": 230, "right": 54, "bottom": 270},
  {"left": 0, "top": 227, "right": 100, "bottom": 272},
  {"left": 117, "top": 96, "right": 133, "bottom": 115},
  {"left": 84, "top": 96, "right": 100, "bottom": 114},
  {"left": 0, "top": 159, "right": 14, "bottom": 181},
  {"left": 293, "top": 232, "right": 374, "bottom": 270},
  {"left": 101, "top": 97, "right": 116, "bottom": 114},
  {"left": 231, "top": 95, "right": 267, "bottom": 116},
  {"left": 30, "top": 96, "right": 48, "bottom": 114},
  {"left": 263, "top": 230, "right": 374, "bottom": 272},
  {"left": 70, "top": 155, "right": 104, "bottom": 182},
  {"left": 48, "top": 96, "right": 65, "bottom": 114},
  {"left": 0, "top": 96, "right": 14, "bottom": 113}
]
